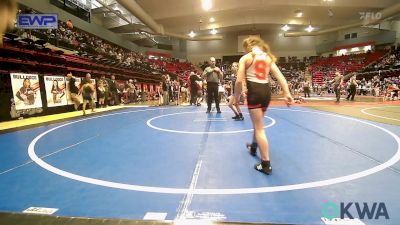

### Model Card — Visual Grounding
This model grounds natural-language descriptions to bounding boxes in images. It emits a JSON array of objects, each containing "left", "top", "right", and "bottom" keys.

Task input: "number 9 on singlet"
[{"left": 255, "top": 60, "right": 267, "bottom": 80}]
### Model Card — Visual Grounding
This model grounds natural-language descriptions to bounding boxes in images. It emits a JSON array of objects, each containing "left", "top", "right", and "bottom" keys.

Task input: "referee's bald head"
[{"left": 209, "top": 57, "right": 216, "bottom": 67}]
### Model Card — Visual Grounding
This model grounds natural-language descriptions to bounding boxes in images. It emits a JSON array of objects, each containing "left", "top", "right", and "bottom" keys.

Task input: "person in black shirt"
[
  {"left": 330, "top": 71, "right": 344, "bottom": 103},
  {"left": 80, "top": 73, "right": 95, "bottom": 115},
  {"left": 346, "top": 75, "right": 357, "bottom": 101},
  {"left": 227, "top": 62, "right": 243, "bottom": 120},
  {"left": 202, "top": 57, "right": 223, "bottom": 113},
  {"left": 162, "top": 75, "right": 169, "bottom": 106},
  {"left": 108, "top": 75, "right": 120, "bottom": 105},
  {"left": 67, "top": 72, "right": 80, "bottom": 111},
  {"left": 189, "top": 72, "right": 202, "bottom": 105}
]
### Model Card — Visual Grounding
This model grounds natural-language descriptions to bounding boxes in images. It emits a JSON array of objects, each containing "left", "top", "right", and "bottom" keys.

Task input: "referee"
[
  {"left": 202, "top": 57, "right": 223, "bottom": 113},
  {"left": 331, "top": 71, "right": 344, "bottom": 103}
]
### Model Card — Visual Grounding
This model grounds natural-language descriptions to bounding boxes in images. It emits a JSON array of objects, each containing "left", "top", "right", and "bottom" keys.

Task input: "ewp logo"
[
  {"left": 321, "top": 202, "right": 389, "bottom": 221},
  {"left": 17, "top": 14, "right": 58, "bottom": 29}
]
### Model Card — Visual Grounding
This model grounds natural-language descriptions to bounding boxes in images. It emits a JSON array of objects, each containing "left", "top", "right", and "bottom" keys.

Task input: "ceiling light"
[
  {"left": 202, "top": 0, "right": 212, "bottom": 11},
  {"left": 305, "top": 25, "right": 314, "bottom": 32},
  {"left": 188, "top": 31, "right": 196, "bottom": 38},
  {"left": 295, "top": 10, "right": 303, "bottom": 18},
  {"left": 281, "top": 24, "right": 290, "bottom": 32},
  {"left": 209, "top": 17, "right": 215, "bottom": 23},
  {"left": 210, "top": 28, "right": 218, "bottom": 35},
  {"left": 328, "top": 9, "right": 334, "bottom": 17}
]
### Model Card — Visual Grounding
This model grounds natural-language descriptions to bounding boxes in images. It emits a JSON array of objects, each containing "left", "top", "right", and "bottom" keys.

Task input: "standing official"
[
  {"left": 202, "top": 57, "right": 223, "bottom": 113},
  {"left": 331, "top": 71, "right": 344, "bottom": 103}
]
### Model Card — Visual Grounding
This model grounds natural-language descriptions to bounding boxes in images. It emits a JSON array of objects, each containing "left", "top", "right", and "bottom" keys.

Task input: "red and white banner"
[
  {"left": 10, "top": 73, "right": 43, "bottom": 110},
  {"left": 44, "top": 76, "right": 67, "bottom": 107}
]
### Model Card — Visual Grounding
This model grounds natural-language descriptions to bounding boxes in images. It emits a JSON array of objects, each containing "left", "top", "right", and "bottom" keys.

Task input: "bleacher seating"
[
  {"left": 311, "top": 52, "right": 384, "bottom": 85},
  {"left": 2, "top": 8, "right": 196, "bottom": 84}
]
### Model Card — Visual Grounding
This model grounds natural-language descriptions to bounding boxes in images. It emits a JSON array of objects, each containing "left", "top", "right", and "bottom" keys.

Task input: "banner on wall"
[
  {"left": 66, "top": 76, "right": 82, "bottom": 104},
  {"left": 10, "top": 73, "right": 43, "bottom": 110},
  {"left": 44, "top": 76, "right": 67, "bottom": 107}
]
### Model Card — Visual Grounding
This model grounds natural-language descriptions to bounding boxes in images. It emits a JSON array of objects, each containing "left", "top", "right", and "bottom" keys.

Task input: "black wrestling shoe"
[
  {"left": 232, "top": 115, "right": 240, "bottom": 120},
  {"left": 237, "top": 115, "right": 244, "bottom": 121},
  {"left": 216, "top": 110, "right": 222, "bottom": 114},
  {"left": 246, "top": 143, "right": 257, "bottom": 156},
  {"left": 254, "top": 161, "right": 272, "bottom": 175},
  {"left": 206, "top": 110, "right": 211, "bottom": 113}
]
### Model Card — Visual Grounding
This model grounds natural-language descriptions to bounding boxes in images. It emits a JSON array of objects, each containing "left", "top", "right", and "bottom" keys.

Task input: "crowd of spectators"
[
  {"left": 12, "top": 8, "right": 195, "bottom": 81},
  {"left": 363, "top": 47, "right": 400, "bottom": 72},
  {"left": 3, "top": 7, "right": 399, "bottom": 105}
]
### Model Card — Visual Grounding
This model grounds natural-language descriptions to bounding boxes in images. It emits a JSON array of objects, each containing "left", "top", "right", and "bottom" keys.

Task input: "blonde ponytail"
[
  {"left": 262, "top": 43, "right": 276, "bottom": 63},
  {"left": 243, "top": 36, "right": 276, "bottom": 63}
]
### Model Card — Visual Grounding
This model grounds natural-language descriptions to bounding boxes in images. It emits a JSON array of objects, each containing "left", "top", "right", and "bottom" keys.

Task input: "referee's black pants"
[
  {"left": 303, "top": 87, "right": 310, "bottom": 98},
  {"left": 207, "top": 82, "right": 220, "bottom": 111},
  {"left": 334, "top": 85, "right": 341, "bottom": 102},
  {"left": 190, "top": 86, "right": 197, "bottom": 105},
  {"left": 346, "top": 85, "right": 356, "bottom": 101}
]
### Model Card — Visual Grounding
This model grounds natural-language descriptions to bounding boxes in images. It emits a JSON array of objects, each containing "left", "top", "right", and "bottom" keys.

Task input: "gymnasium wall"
[
  {"left": 337, "top": 27, "right": 383, "bottom": 41},
  {"left": 187, "top": 25, "right": 399, "bottom": 64},
  {"left": 186, "top": 31, "right": 317, "bottom": 64},
  {"left": 316, "top": 29, "right": 396, "bottom": 54},
  {"left": 391, "top": 21, "right": 400, "bottom": 44}
]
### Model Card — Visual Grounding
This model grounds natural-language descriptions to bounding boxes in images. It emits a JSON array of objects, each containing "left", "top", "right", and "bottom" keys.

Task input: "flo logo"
[
  {"left": 321, "top": 202, "right": 389, "bottom": 220},
  {"left": 359, "top": 12, "right": 382, "bottom": 20}
]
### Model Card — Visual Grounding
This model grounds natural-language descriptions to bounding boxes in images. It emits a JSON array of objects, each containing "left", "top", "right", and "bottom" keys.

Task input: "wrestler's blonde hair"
[{"left": 243, "top": 36, "right": 276, "bottom": 63}]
